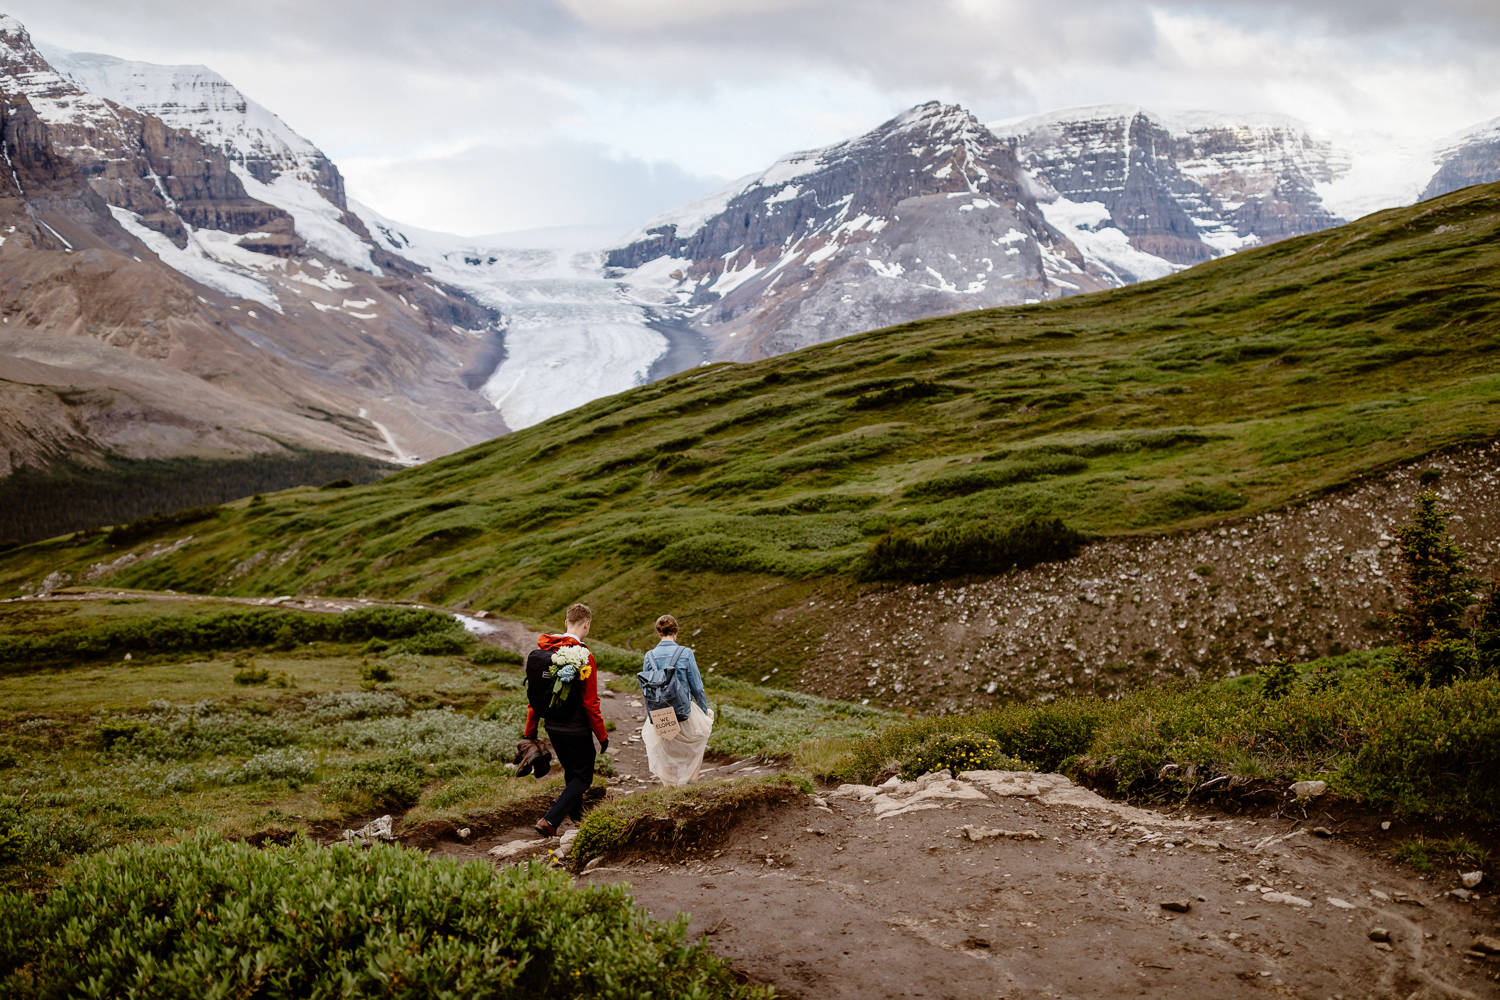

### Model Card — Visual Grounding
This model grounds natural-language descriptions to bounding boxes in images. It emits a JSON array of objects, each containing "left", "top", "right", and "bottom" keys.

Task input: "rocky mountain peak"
[
  {"left": 41, "top": 47, "right": 350, "bottom": 212},
  {"left": 606, "top": 100, "right": 1109, "bottom": 358}
]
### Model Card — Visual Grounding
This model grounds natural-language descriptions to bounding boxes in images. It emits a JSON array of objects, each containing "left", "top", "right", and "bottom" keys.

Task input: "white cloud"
[
  {"left": 12, "top": 0, "right": 1500, "bottom": 234},
  {"left": 341, "top": 140, "right": 723, "bottom": 236}
]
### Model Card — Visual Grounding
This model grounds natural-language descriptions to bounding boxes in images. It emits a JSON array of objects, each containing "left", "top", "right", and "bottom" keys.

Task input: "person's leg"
[{"left": 542, "top": 731, "right": 595, "bottom": 829}]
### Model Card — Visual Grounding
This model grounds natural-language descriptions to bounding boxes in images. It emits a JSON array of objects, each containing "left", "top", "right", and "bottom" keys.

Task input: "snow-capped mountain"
[
  {"left": 606, "top": 102, "right": 1118, "bottom": 359},
  {"left": 993, "top": 106, "right": 1353, "bottom": 266},
  {"left": 0, "top": 13, "right": 507, "bottom": 492}
]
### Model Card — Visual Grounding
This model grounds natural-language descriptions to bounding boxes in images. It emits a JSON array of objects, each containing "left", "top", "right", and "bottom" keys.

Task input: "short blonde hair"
[
  {"left": 565, "top": 603, "right": 592, "bottom": 627},
  {"left": 655, "top": 614, "right": 679, "bottom": 636}
]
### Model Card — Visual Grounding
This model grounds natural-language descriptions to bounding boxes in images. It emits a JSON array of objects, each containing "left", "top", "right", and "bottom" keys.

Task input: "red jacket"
[{"left": 523, "top": 634, "right": 607, "bottom": 744}]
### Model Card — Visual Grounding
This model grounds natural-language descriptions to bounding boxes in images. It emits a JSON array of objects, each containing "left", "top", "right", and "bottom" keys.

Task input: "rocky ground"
[{"left": 802, "top": 440, "right": 1500, "bottom": 712}]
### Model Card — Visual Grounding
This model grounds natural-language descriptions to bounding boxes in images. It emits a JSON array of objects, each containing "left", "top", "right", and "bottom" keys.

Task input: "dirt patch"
[{"left": 584, "top": 772, "right": 1500, "bottom": 999}]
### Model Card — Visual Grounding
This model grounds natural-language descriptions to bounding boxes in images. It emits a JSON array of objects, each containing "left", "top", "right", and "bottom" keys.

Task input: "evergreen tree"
[
  {"left": 1474, "top": 578, "right": 1500, "bottom": 678},
  {"left": 1391, "top": 493, "right": 1478, "bottom": 685}
]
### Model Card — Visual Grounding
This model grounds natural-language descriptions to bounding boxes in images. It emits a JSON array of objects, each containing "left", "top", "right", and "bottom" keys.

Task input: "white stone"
[
  {"left": 489, "top": 838, "right": 554, "bottom": 862},
  {"left": 1289, "top": 780, "right": 1326, "bottom": 799},
  {"left": 1261, "top": 891, "right": 1312, "bottom": 908}
]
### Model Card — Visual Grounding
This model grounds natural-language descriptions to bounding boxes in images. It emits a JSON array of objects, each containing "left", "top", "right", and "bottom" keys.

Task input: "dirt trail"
[{"left": 581, "top": 773, "right": 1499, "bottom": 999}]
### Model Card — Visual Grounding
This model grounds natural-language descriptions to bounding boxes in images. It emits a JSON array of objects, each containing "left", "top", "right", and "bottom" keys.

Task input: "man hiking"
[{"left": 523, "top": 603, "right": 608, "bottom": 837}]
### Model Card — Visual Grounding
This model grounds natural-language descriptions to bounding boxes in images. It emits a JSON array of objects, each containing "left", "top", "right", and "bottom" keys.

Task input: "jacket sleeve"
[
  {"left": 685, "top": 648, "right": 708, "bottom": 713},
  {"left": 583, "top": 656, "right": 608, "bottom": 743},
  {"left": 523, "top": 706, "right": 538, "bottom": 740}
]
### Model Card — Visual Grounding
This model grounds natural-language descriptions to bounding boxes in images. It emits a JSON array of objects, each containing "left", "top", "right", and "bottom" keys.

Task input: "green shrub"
[
  {"left": 361, "top": 660, "right": 394, "bottom": 684},
  {"left": 898, "top": 732, "right": 1030, "bottom": 779},
  {"left": 0, "top": 834, "right": 767, "bottom": 999},
  {"left": 396, "top": 631, "right": 473, "bottom": 656},
  {"left": 571, "top": 812, "right": 628, "bottom": 865},
  {"left": 1475, "top": 579, "right": 1500, "bottom": 676},
  {"left": 1341, "top": 675, "right": 1500, "bottom": 818},
  {"left": 232, "top": 661, "right": 270, "bottom": 685},
  {"left": 858, "top": 516, "right": 1087, "bottom": 582},
  {"left": 323, "top": 755, "right": 428, "bottom": 813},
  {"left": 0, "top": 606, "right": 465, "bottom": 673},
  {"left": 472, "top": 646, "right": 523, "bottom": 667},
  {"left": 1258, "top": 657, "right": 1297, "bottom": 699},
  {"left": 304, "top": 691, "right": 408, "bottom": 722}
]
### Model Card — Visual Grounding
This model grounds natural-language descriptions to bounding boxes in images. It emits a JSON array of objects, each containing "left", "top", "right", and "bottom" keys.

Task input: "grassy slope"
[{"left": 2, "top": 184, "right": 1498, "bottom": 658}]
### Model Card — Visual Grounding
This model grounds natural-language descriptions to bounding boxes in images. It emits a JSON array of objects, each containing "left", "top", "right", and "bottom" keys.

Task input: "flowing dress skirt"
[{"left": 642, "top": 702, "right": 714, "bottom": 786}]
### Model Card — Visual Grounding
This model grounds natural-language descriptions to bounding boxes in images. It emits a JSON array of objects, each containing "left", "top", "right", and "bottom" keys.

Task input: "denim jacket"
[{"left": 650, "top": 638, "right": 708, "bottom": 713}]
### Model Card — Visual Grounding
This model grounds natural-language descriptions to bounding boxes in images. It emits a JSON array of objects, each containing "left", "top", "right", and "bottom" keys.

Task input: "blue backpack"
[{"left": 637, "top": 645, "right": 691, "bottom": 721}]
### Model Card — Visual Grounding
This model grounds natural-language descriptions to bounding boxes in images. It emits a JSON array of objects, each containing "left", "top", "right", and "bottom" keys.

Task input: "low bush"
[
  {"left": 0, "top": 834, "right": 768, "bottom": 999},
  {"left": 898, "top": 732, "right": 1031, "bottom": 779},
  {"left": 471, "top": 646, "right": 523, "bottom": 667},
  {"left": 0, "top": 605, "right": 466, "bottom": 672},
  {"left": 857, "top": 516, "right": 1087, "bottom": 582},
  {"left": 323, "top": 754, "right": 428, "bottom": 813},
  {"left": 304, "top": 690, "right": 408, "bottom": 722}
]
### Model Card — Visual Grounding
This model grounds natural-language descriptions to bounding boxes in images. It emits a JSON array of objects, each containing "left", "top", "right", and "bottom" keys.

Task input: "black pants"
[{"left": 542, "top": 729, "right": 595, "bottom": 828}]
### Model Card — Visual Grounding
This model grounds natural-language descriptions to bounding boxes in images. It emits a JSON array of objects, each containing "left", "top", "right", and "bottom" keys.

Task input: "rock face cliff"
[
  {"left": 1422, "top": 117, "right": 1500, "bottom": 200},
  {"left": 607, "top": 102, "right": 1115, "bottom": 359},
  {"left": 993, "top": 106, "right": 1346, "bottom": 265},
  {"left": 0, "top": 13, "right": 509, "bottom": 533}
]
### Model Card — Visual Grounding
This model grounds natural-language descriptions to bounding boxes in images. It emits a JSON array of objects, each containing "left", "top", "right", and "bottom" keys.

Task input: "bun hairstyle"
[{"left": 655, "top": 614, "right": 679, "bottom": 636}]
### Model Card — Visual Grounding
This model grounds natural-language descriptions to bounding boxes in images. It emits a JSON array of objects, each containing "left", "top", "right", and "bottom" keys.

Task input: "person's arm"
[
  {"left": 684, "top": 648, "right": 708, "bottom": 713},
  {"left": 583, "top": 655, "right": 608, "bottom": 745},
  {"left": 523, "top": 705, "right": 538, "bottom": 740}
]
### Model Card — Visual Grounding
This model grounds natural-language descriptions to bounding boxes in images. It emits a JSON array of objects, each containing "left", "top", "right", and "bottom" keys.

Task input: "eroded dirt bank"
[{"left": 800, "top": 440, "right": 1500, "bottom": 712}]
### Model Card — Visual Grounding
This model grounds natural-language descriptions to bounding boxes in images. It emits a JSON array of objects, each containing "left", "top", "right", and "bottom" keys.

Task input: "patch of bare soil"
[{"left": 582, "top": 772, "right": 1500, "bottom": 999}]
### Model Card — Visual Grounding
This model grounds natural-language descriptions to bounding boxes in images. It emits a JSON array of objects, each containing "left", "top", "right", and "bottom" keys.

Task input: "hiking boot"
[
  {"left": 532, "top": 751, "right": 552, "bottom": 778},
  {"left": 534, "top": 818, "right": 557, "bottom": 838}
]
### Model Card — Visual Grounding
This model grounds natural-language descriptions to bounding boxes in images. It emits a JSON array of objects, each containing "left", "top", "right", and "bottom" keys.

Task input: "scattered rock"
[
  {"left": 1326, "top": 897, "right": 1357, "bottom": 910},
  {"left": 341, "top": 814, "right": 395, "bottom": 844},
  {"left": 456, "top": 827, "right": 471, "bottom": 840},
  {"left": 1380, "top": 820, "right": 1391, "bottom": 831},
  {"left": 1369, "top": 927, "right": 1391, "bottom": 943},
  {"left": 1290, "top": 780, "right": 1326, "bottom": 799},
  {"left": 1447, "top": 888, "right": 1473, "bottom": 902},
  {"left": 1160, "top": 899, "right": 1192, "bottom": 913},
  {"left": 583, "top": 856, "right": 603, "bottom": 873},
  {"left": 1310, "top": 826, "right": 1333, "bottom": 838},
  {"left": 1460, "top": 870, "right": 1483, "bottom": 888},
  {"left": 960, "top": 825, "right": 1042, "bottom": 842},
  {"left": 1373, "top": 942, "right": 1393, "bottom": 952},
  {"left": 1473, "top": 935, "right": 1500, "bottom": 955}
]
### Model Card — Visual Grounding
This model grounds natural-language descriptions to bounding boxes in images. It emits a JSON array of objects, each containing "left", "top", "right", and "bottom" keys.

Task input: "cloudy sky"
[{"left": 13, "top": 0, "right": 1500, "bottom": 237}]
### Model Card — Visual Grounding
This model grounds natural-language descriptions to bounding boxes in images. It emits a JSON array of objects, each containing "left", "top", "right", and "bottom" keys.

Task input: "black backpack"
[{"left": 526, "top": 647, "right": 584, "bottom": 719}]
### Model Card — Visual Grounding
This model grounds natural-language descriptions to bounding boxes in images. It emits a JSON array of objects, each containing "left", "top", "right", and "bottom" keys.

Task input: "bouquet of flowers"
[{"left": 548, "top": 644, "right": 593, "bottom": 708}]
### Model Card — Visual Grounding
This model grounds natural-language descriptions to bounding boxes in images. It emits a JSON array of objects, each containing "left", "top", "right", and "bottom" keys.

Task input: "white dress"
[{"left": 641, "top": 702, "right": 714, "bottom": 786}]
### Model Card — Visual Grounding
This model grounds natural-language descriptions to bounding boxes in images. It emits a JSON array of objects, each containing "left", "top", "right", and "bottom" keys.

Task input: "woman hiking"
[{"left": 638, "top": 614, "right": 713, "bottom": 786}]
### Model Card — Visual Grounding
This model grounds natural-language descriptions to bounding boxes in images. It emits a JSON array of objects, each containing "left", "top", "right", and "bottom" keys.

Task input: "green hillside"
[{"left": 3, "top": 183, "right": 1499, "bottom": 650}]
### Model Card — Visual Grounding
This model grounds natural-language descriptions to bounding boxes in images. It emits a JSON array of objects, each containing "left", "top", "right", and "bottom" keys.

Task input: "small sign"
[{"left": 648, "top": 706, "right": 680, "bottom": 741}]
